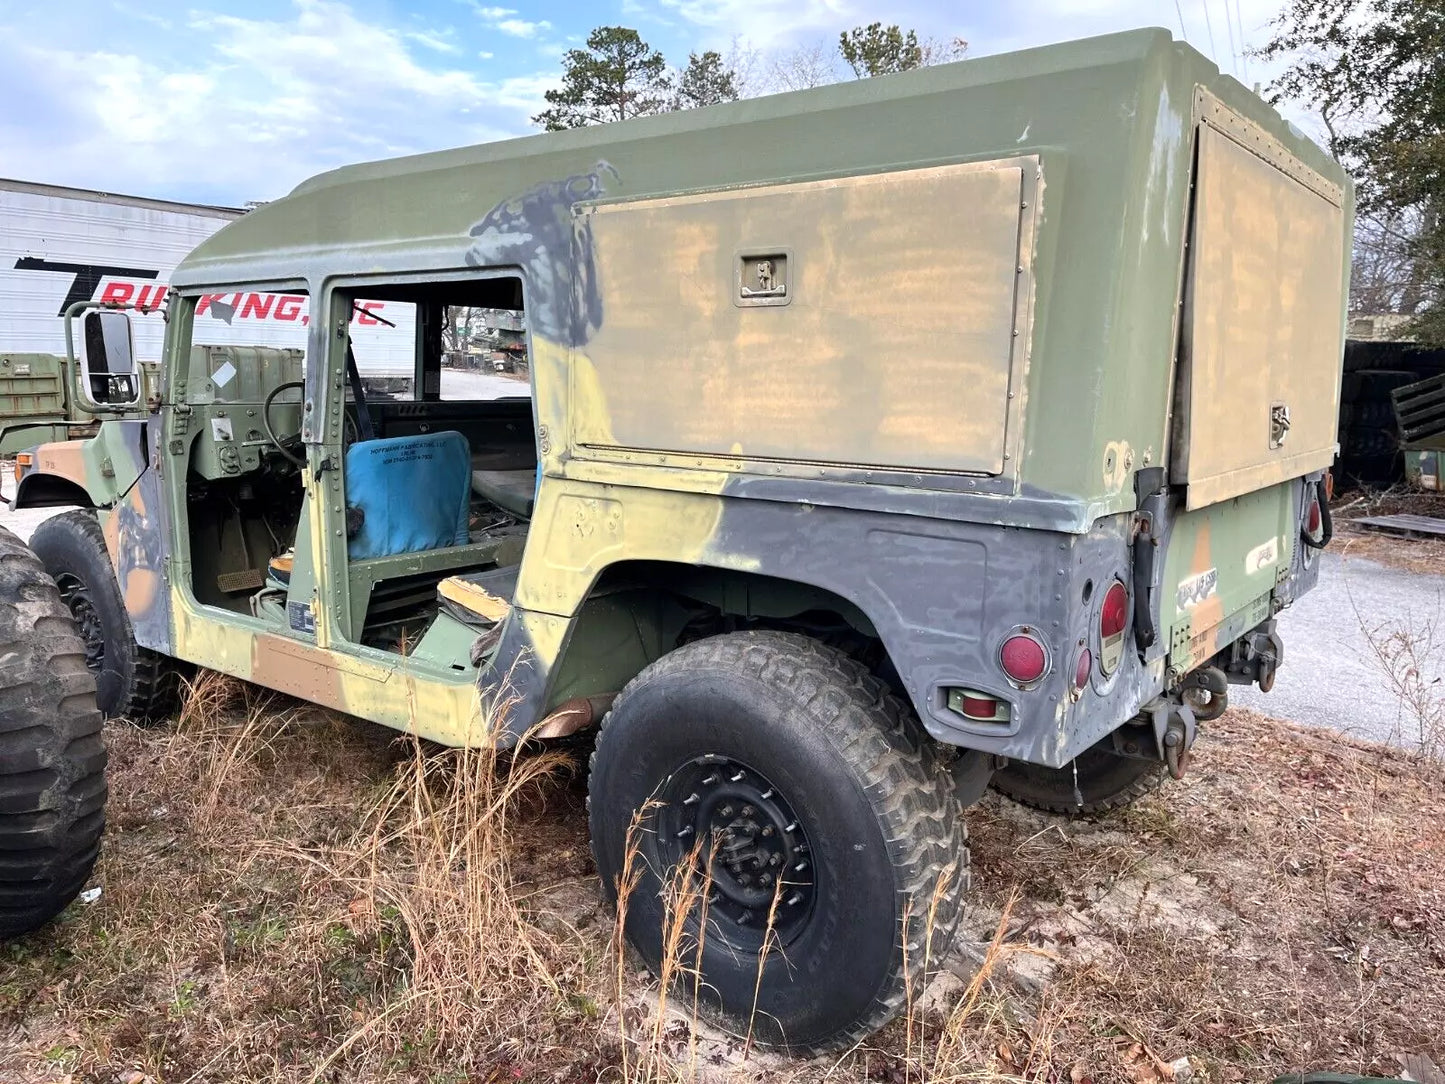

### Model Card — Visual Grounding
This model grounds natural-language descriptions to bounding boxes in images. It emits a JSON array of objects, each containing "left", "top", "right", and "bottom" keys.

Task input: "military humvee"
[{"left": 0, "top": 30, "right": 1349, "bottom": 1053}]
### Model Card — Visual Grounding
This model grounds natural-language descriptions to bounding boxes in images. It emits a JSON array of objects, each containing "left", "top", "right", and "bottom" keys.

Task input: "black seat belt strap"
[{"left": 345, "top": 342, "right": 376, "bottom": 442}]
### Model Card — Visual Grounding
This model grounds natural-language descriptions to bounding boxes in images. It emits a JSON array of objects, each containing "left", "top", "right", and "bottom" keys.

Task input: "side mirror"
[
  {"left": 80, "top": 310, "right": 141, "bottom": 407},
  {"left": 64, "top": 302, "right": 144, "bottom": 413}
]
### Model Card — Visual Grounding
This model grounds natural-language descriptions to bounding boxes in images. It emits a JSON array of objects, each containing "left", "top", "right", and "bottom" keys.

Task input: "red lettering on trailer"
[
  {"left": 274, "top": 294, "right": 305, "bottom": 321},
  {"left": 195, "top": 293, "right": 223, "bottom": 316},
  {"left": 100, "top": 281, "right": 134, "bottom": 304},
  {"left": 240, "top": 293, "right": 274, "bottom": 319},
  {"left": 353, "top": 302, "right": 386, "bottom": 326},
  {"left": 136, "top": 284, "right": 169, "bottom": 312}
]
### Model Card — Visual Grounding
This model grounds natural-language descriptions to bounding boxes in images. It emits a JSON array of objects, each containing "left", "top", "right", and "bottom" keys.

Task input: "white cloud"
[
  {"left": 654, "top": 0, "right": 856, "bottom": 48},
  {"left": 471, "top": 5, "right": 516, "bottom": 18},
  {"left": 406, "top": 29, "right": 462, "bottom": 54},
  {"left": 495, "top": 17, "right": 550, "bottom": 38},
  {"left": 0, "top": 0, "right": 550, "bottom": 204}
]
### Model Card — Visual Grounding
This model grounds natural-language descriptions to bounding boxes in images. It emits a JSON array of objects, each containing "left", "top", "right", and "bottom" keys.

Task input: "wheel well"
[
  {"left": 13, "top": 474, "right": 95, "bottom": 509},
  {"left": 543, "top": 560, "right": 889, "bottom": 708}
]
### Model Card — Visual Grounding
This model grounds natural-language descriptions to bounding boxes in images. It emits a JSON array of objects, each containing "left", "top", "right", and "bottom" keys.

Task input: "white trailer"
[{"left": 0, "top": 179, "right": 415, "bottom": 374}]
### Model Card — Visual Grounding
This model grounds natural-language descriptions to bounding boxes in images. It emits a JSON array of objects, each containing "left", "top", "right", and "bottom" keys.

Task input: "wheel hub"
[
  {"left": 54, "top": 574, "right": 104, "bottom": 674},
  {"left": 657, "top": 755, "right": 814, "bottom": 946}
]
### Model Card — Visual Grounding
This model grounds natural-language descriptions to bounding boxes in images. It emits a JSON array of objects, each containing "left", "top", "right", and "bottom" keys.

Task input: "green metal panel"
[{"left": 169, "top": 29, "right": 1348, "bottom": 522}]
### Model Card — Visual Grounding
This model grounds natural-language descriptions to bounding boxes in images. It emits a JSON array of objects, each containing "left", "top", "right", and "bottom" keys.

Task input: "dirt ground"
[{"left": 3, "top": 680, "right": 1443, "bottom": 1084}]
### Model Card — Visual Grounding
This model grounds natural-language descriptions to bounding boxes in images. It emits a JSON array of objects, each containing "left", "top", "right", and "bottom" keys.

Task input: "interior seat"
[
  {"left": 471, "top": 468, "right": 537, "bottom": 519},
  {"left": 345, "top": 432, "right": 472, "bottom": 560}
]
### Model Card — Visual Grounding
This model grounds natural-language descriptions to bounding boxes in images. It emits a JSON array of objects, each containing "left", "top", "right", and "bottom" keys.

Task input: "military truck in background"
[{"left": 0, "top": 30, "right": 1350, "bottom": 1054}]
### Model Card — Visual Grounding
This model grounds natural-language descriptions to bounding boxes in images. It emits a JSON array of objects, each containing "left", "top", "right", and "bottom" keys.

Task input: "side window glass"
[{"left": 187, "top": 289, "right": 310, "bottom": 402}]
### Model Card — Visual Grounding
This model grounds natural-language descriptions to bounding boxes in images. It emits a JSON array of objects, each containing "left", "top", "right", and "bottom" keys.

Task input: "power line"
[
  {"left": 1233, "top": 0, "right": 1251, "bottom": 82},
  {"left": 1172, "top": 0, "right": 1190, "bottom": 42},
  {"left": 1222, "top": 0, "right": 1240, "bottom": 76},
  {"left": 1201, "top": 0, "right": 1219, "bottom": 64}
]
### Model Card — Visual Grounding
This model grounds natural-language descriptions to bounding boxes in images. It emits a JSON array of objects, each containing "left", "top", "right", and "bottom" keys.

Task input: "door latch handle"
[{"left": 1269, "top": 402, "right": 1291, "bottom": 449}]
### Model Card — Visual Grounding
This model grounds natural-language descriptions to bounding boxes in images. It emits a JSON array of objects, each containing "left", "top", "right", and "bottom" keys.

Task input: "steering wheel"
[
  {"left": 262, "top": 380, "right": 307, "bottom": 468},
  {"left": 263, "top": 380, "right": 361, "bottom": 468}
]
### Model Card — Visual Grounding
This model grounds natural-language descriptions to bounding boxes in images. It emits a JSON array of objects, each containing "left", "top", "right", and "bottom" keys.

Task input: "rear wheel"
[
  {"left": 588, "top": 631, "right": 967, "bottom": 1055},
  {"left": 991, "top": 738, "right": 1166, "bottom": 815},
  {"left": 29, "top": 510, "right": 174, "bottom": 721},
  {"left": 0, "top": 525, "right": 107, "bottom": 938}
]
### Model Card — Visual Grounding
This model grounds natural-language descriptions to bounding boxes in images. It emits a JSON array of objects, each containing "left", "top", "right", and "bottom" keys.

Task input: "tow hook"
[
  {"left": 1181, "top": 666, "right": 1229, "bottom": 722},
  {"left": 1147, "top": 698, "right": 1197, "bottom": 781},
  {"left": 1163, "top": 720, "right": 1191, "bottom": 779}
]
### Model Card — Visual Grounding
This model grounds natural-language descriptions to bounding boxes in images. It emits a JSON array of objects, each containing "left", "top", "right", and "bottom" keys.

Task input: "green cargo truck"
[{"left": 0, "top": 29, "right": 1350, "bottom": 1054}]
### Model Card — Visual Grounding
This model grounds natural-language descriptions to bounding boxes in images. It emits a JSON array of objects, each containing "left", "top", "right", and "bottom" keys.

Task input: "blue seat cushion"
[{"left": 345, "top": 432, "right": 472, "bottom": 560}]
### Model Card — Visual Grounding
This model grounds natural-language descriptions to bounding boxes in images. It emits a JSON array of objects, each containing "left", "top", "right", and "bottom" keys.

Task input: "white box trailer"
[{"left": 0, "top": 178, "right": 416, "bottom": 374}]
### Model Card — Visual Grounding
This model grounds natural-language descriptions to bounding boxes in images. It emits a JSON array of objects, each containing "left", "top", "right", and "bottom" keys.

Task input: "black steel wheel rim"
[
  {"left": 653, "top": 754, "right": 816, "bottom": 950},
  {"left": 55, "top": 573, "right": 104, "bottom": 673}
]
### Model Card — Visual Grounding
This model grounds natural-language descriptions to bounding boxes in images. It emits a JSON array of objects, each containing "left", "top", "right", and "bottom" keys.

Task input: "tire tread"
[
  {"left": 0, "top": 525, "right": 107, "bottom": 938},
  {"left": 589, "top": 630, "right": 969, "bottom": 1055}
]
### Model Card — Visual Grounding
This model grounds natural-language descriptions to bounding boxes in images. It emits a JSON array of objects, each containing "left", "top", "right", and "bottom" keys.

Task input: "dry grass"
[{"left": 2, "top": 680, "right": 1443, "bottom": 1083}]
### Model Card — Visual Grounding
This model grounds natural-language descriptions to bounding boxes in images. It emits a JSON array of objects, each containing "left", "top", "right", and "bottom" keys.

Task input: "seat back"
[{"left": 345, "top": 432, "right": 471, "bottom": 560}]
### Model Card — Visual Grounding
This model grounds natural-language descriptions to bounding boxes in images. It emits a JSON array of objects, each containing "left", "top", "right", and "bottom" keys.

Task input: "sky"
[{"left": 0, "top": 0, "right": 1307, "bottom": 207}]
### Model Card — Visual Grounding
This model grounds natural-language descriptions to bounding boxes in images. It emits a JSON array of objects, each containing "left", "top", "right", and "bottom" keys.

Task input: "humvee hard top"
[{"left": 1, "top": 29, "right": 1349, "bottom": 1053}]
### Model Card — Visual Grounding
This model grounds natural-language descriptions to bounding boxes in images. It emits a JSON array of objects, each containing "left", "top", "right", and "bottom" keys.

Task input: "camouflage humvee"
[{"left": 0, "top": 29, "right": 1350, "bottom": 1053}]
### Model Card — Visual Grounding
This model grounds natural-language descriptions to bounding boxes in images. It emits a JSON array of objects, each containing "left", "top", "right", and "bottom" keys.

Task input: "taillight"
[
  {"left": 1073, "top": 647, "right": 1093, "bottom": 691},
  {"left": 945, "top": 688, "right": 1010, "bottom": 724},
  {"left": 1306, "top": 497, "right": 1322, "bottom": 537},
  {"left": 1099, "top": 581, "right": 1129, "bottom": 675},
  {"left": 958, "top": 693, "right": 999, "bottom": 719},
  {"left": 999, "top": 631, "right": 1048, "bottom": 686}
]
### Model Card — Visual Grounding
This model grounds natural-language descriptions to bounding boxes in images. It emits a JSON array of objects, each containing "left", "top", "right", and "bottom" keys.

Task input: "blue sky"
[{"left": 0, "top": 0, "right": 1300, "bottom": 206}]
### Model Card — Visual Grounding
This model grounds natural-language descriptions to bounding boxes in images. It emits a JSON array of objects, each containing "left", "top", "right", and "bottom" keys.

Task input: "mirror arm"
[{"left": 64, "top": 299, "right": 143, "bottom": 415}]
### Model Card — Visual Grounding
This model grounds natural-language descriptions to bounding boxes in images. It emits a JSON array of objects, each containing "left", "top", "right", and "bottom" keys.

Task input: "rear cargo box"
[{"left": 1172, "top": 90, "right": 1348, "bottom": 511}]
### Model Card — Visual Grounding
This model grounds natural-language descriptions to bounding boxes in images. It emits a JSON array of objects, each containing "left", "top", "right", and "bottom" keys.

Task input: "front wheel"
[
  {"left": 990, "top": 738, "right": 1166, "bottom": 815},
  {"left": 588, "top": 631, "right": 968, "bottom": 1055},
  {"left": 29, "top": 510, "right": 175, "bottom": 721}
]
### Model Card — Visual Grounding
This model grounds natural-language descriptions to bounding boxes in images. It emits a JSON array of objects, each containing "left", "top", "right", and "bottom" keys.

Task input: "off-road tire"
[
  {"left": 991, "top": 739, "right": 1166, "bottom": 815},
  {"left": 588, "top": 630, "right": 968, "bottom": 1056},
  {"left": 29, "top": 510, "right": 174, "bottom": 721},
  {"left": 0, "top": 525, "right": 107, "bottom": 938}
]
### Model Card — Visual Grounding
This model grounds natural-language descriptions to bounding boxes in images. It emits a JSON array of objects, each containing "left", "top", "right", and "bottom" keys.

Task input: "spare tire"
[{"left": 0, "top": 525, "right": 107, "bottom": 938}]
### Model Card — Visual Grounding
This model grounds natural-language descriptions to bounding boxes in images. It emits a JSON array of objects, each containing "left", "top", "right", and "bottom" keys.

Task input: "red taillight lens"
[
  {"left": 1099, "top": 581, "right": 1129, "bottom": 676},
  {"left": 1074, "top": 647, "right": 1092, "bottom": 691},
  {"left": 1307, "top": 498, "right": 1322, "bottom": 536},
  {"left": 958, "top": 694, "right": 999, "bottom": 720},
  {"left": 1000, "top": 633, "right": 1048, "bottom": 684},
  {"left": 1100, "top": 582, "right": 1129, "bottom": 639}
]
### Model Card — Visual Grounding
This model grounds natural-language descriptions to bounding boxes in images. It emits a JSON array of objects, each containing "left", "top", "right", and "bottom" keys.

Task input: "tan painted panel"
[
  {"left": 574, "top": 161, "right": 1029, "bottom": 474},
  {"left": 1179, "top": 123, "right": 1346, "bottom": 510}
]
